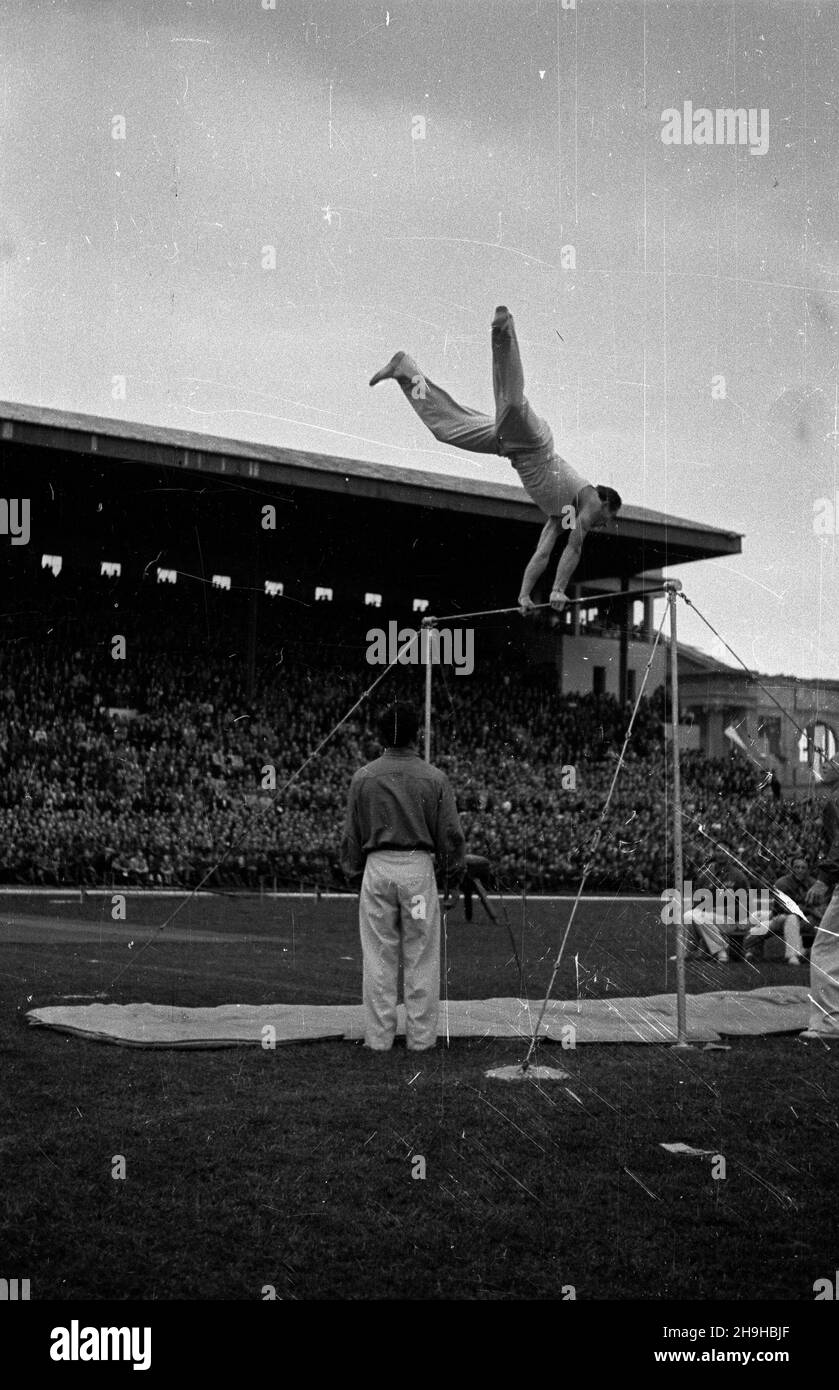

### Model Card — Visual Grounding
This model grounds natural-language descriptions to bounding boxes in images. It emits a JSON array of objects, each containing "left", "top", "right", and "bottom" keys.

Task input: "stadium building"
[
  {"left": 676, "top": 645, "right": 839, "bottom": 795},
  {"left": 1, "top": 399, "right": 743, "bottom": 705},
  {"left": 6, "top": 401, "right": 836, "bottom": 793},
  {"left": 1, "top": 401, "right": 828, "bottom": 897},
  {"left": 5, "top": 401, "right": 835, "bottom": 798}
]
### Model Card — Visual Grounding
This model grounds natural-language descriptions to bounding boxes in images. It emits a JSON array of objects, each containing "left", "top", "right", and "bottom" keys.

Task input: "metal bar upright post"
[
  {"left": 666, "top": 580, "right": 689, "bottom": 1048},
  {"left": 422, "top": 619, "right": 435, "bottom": 762}
]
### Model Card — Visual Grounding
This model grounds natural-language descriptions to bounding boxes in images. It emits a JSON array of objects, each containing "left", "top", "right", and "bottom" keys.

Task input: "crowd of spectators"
[{"left": 0, "top": 601, "right": 822, "bottom": 895}]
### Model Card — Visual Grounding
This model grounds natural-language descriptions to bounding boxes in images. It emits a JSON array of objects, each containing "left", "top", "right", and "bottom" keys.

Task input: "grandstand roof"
[{"left": 0, "top": 400, "right": 741, "bottom": 575}]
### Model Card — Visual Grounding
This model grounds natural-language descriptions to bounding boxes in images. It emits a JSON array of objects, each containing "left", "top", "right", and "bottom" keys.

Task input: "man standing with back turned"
[{"left": 340, "top": 702, "right": 466, "bottom": 1052}]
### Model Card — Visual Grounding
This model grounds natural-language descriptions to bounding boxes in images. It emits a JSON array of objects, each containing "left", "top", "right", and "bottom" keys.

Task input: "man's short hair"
[
  {"left": 377, "top": 702, "right": 419, "bottom": 749},
  {"left": 596, "top": 485, "right": 622, "bottom": 513}
]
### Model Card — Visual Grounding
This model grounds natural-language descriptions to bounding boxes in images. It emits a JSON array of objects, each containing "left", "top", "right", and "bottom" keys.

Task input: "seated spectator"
[
  {"left": 111, "top": 852, "right": 132, "bottom": 885},
  {"left": 128, "top": 851, "right": 149, "bottom": 886},
  {"left": 683, "top": 859, "right": 758, "bottom": 965},
  {"left": 744, "top": 855, "right": 821, "bottom": 965},
  {"left": 683, "top": 859, "right": 731, "bottom": 964}
]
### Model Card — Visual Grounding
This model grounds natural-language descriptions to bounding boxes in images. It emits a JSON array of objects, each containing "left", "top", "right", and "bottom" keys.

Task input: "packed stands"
[{"left": 0, "top": 576, "right": 820, "bottom": 894}]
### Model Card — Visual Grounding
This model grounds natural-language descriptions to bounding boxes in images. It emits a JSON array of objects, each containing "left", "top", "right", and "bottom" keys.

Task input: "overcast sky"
[{"left": 1, "top": 0, "right": 837, "bottom": 676}]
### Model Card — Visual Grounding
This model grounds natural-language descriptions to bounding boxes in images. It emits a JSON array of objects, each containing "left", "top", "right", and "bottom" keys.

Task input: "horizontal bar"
[{"left": 423, "top": 585, "right": 670, "bottom": 625}]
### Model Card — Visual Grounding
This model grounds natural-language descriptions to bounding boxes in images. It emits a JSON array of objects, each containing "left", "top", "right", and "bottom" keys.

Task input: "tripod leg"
[{"left": 475, "top": 881, "right": 524, "bottom": 994}]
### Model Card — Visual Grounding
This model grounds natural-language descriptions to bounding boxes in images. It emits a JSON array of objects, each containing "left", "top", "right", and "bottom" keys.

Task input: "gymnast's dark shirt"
[{"left": 340, "top": 746, "right": 466, "bottom": 886}]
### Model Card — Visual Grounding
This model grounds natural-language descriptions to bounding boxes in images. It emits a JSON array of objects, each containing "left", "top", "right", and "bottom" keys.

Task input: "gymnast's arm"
[
  {"left": 518, "top": 515, "right": 562, "bottom": 611},
  {"left": 550, "top": 496, "right": 600, "bottom": 604}
]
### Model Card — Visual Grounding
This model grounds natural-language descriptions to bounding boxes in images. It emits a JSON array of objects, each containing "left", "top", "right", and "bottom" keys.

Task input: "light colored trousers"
[
  {"left": 359, "top": 850, "right": 441, "bottom": 1051},
  {"left": 397, "top": 313, "right": 555, "bottom": 464},
  {"left": 685, "top": 908, "right": 729, "bottom": 958},
  {"left": 770, "top": 912, "right": 809, "bottom": 962},
  {"left": 808, "top": 886, "right": 839, "bottom": 1036},
  {"left": 742, "top": 912, "right": 810, "bottom": 962}
]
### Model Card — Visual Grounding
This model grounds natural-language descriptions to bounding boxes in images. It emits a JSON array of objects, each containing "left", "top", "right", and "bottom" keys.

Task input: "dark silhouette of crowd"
[{"left": 0, "top": 585, "right": 820, "bottom": 896}]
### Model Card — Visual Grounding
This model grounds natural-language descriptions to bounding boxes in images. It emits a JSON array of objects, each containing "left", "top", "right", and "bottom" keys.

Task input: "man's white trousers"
[{"left": 359, "top": 850, "right": 440, "bottom": 1051}]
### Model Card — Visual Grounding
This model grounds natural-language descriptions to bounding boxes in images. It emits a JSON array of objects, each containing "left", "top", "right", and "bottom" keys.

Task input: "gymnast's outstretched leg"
[
  {"left": 490, "top": 305, "right": 554, "bottom": 459},
  {"left": 368, "top": 309, "right": 554, "bottom": 459},
  {"left": 369, "top": 351, "right": 498, "bottom": 454}
]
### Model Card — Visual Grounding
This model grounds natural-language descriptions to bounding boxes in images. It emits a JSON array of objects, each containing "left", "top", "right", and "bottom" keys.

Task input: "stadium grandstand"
[{"left": 0, "top": 402, "right": 822, "bottom": 896}]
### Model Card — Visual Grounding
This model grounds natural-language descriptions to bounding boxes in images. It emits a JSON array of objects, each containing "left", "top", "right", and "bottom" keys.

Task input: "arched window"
[{"left": 798, "top": 722, "right": 837, "bottom": 775}]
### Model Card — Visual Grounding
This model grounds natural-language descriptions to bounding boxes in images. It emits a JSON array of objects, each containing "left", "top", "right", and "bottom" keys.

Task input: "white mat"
[{"left": 25, "top": 986, "right": 811, "bottom": 1049}]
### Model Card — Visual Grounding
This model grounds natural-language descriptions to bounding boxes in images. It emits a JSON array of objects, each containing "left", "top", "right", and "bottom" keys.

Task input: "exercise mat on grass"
[{"left": 25, "top": 986, "right": 810, "bottom": 1049}]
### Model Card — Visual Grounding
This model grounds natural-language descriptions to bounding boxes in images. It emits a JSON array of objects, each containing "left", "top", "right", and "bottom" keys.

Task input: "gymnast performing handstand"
[{"left": 370, "top": 305, "right": 622, "bottom": 613}]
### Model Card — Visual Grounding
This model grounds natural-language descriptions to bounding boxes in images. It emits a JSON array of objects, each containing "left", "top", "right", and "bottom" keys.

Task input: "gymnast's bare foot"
[
  {"left": 369, "top": 351, "right": 411, "bottom": 387},
  {"left": 492, "top": 304, "right": 512, "bottom": 334}
]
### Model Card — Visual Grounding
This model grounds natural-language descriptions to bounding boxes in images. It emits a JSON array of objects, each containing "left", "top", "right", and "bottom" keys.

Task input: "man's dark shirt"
[
  {"left": 773, "top": 871, "right": 811, "bottom": 917},
  {"left": 340, "top": 746, "right": 466, "bottom": 887},
  {"left": 774, "top": 870, "right": 809, "bottom": 899}
]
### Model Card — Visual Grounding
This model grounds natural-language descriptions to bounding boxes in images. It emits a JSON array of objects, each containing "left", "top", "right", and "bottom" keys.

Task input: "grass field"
[{"left": 2, "top": 890, "right": 837, "bottom": 1301}]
